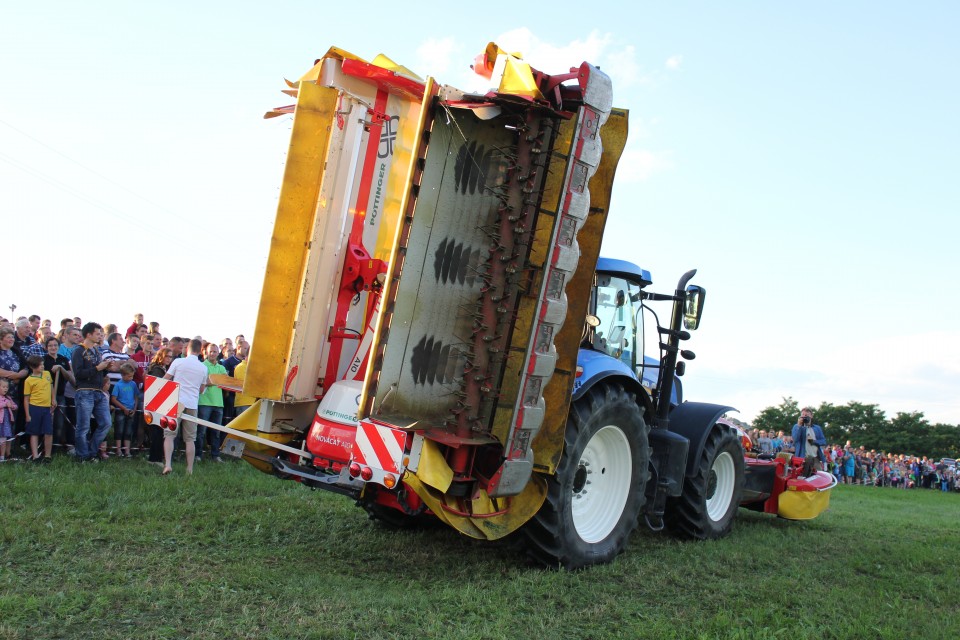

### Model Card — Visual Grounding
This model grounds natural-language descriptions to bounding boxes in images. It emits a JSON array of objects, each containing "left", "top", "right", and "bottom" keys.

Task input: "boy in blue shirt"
[
  {"left": 111, "top": 363, "right": 140, "bottom": 458},
  {"left": 770, "top": 431, "right": 784, "bottom": 453}
]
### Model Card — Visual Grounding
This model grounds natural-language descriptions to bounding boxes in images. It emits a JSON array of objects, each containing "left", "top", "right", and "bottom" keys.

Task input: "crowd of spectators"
[
  {"left": 0, "top": 312, "right": 252, "bottom": 471},
  {"left": 746, "top": 426, "right": 958, "bottom": 492},
  {"left": 4, "top": 314, "right": 956, "bottom": 492}
]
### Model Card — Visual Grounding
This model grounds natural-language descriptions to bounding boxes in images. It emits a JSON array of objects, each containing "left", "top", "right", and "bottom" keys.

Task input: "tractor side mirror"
[
  {"left": 583, "top": 314, "right": 602, "bottom": 350},
  {"left": 683, "top": 285, "right": 706, "bottom": 330}
]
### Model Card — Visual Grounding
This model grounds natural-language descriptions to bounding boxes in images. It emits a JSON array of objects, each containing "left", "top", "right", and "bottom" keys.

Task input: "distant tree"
[
  {"left": 928, "top": 423, "right": 960, "bottom": 459},
  {"left": 886, "top": 412, "right": 930, "bottom": 456},
  {"left": 752, "top": 397, "right": 799, "bottom": 434},
  {"left": 751, "top": 399, "right": 960, "bottom": 459},
  {"left": 815, "top": 401, "right": 886, "bottom": 447},
  {"left": 882, "top": 412, "right": 960, "bottom": 459},
  {"left": 724, "top": 416, "right": 748, "bottom": 429}
]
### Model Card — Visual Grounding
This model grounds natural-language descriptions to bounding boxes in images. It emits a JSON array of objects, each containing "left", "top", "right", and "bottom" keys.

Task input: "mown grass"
[{"left": 1, "top": 457, "right": 958, "bottom": 639}]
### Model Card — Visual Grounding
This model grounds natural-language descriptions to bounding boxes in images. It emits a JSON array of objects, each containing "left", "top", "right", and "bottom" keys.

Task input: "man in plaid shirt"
[
  {"left": 14, "top": 319, "right": 44, "bottom": 358},
  {"left": 12, "top": 319, "right": 44, "bottom": 441}
]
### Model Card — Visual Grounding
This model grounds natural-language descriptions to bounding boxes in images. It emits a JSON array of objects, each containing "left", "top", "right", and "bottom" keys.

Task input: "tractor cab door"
[{"left": 590, "top": 273, "right": 644, "bottom": 370}]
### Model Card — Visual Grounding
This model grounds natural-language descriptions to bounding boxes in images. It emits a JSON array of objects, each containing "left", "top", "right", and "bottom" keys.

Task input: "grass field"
[{"left": 1, "top": 456, "right": 958, "bottom": 640}]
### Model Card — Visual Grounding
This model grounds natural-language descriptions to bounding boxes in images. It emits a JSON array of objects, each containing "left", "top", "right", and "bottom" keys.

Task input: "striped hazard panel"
[
  {"left": 352, "top": 420, "right": 409, "bottom": 477},
  {"left": 144, "top": 375, "right": 179, "bottom": 418}
]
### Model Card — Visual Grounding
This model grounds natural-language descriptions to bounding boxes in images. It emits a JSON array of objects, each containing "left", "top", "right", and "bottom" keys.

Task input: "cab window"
[{"left": 593, "top": 275, "right": 641, "bottom": 367}]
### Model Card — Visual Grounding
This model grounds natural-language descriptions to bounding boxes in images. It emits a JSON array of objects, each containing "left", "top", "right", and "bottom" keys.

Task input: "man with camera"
[{"left": 790, "top": 407, "right": 827, "bottom": 471}]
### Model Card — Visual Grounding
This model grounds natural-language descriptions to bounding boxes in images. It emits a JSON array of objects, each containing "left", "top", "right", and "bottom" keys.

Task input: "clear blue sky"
[{"left": 2, "top": 2, "right": 958, "bottom": 424}]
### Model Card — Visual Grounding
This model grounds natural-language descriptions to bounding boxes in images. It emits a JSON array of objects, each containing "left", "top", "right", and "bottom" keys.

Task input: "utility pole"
[{"left": 8, "top": 303, "right": 15, "bottom": 318}]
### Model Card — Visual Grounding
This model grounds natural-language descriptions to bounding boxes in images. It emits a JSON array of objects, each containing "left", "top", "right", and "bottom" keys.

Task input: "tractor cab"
[
  {"left": 583, "top": 257, "right": 707, "bottom": 414},
  {"left": 587, "top": 257, "right": 654, "bottom": 383}
]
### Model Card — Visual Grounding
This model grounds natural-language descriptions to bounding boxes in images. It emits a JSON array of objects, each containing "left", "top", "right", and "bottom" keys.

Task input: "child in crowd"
[
  {"left": 771, "top": 431, "right": 784, "bottom": 453},
  {"left": 0, "top": 378, "right": 16, "bottom": 462},
  {"left": 111, "top": 363, "right": 140, "bottom": 458},
  {"left": 23, "top": 355, "right": 55, "bottom": 462}
]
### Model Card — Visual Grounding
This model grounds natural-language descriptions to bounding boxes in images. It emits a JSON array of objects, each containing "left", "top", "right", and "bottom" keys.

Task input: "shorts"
[
  {"left": 163, "top": 407, "right": 197, "bottom": 442},
  {"left": 26, "top": 404, "right": 53, "bottom": 436},
  {"left": 113, "top": 410, "right": 137, "bottom": 441}
]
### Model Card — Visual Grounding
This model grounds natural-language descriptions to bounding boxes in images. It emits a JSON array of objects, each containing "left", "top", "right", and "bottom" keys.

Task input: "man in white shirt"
[{"left": 162, "top": 339, "right": 208, "bottom": 475}]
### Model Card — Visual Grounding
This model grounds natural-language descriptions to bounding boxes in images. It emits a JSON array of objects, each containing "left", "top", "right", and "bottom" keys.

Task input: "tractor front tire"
[
  {"left": 665, "top": 424, "right": 744, "bottom": 540},
  {"left": 523, "top": 383, "right": 649, "bottom": 569}
]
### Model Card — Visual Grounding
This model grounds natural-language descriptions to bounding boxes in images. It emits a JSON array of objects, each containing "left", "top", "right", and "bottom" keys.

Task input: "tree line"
[{"left": 749, "top": 397, "right": 960, "bottom": 460}]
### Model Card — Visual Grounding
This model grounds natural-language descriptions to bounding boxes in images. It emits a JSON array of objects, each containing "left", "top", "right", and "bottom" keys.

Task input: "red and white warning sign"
[
  {"left": 352, "top": 420, "right": 409, "bottom": 476},
  {"left": 144, "top": 375, "right": 179, "bottom": 419}
]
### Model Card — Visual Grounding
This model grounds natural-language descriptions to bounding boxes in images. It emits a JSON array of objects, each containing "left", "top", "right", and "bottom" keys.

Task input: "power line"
[
  {"left": 0, "top": 117, "right": 220, "bottom": 235},
  {"left": 0, "top": 151, "right": 153, "bottom": 233}
]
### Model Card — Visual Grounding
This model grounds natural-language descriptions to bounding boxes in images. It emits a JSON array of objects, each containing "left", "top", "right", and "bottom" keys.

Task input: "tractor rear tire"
[
  {"left": 523, "top": 383, "right": 649, "bottom": 569},
  {"left": 362, "top": 486, "right": 435, "bottom": 529},
  {"left": 665, "top": 424, "right": 744, "bottom": 540},
  {"left": 364, "top": 503, "right": 435, "bottom": 529}
]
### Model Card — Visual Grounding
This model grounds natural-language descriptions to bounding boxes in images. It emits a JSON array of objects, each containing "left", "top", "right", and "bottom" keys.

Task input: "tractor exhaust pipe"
[{"left": 654, "top": 269, "right": 697, "bottom": 429}]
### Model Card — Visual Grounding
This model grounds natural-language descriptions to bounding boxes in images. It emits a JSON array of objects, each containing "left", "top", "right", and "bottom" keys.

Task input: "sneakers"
[{"left": 213, "top": 457, "right": 224, "bottom": 463}]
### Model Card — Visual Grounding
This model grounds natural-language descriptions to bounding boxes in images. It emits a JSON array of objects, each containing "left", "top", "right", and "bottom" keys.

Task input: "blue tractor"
[
  {"left": 211, "top": 46, "right": 751, "bottom": 571},
  {"left": 522, "top": 258, "right": 746, "bottom": 568}
]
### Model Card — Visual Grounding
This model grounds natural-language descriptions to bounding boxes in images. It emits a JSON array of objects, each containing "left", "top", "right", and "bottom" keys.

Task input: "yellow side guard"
[
  {"left": 413, "top": 439, "right": 453, "bottom": 493},
  {"left": 245, "top": 82, "right": 339, "bottom": 400},
  {"left": 404, "top": 472, "right": 547, "bottom": 541},
  {"left": 399, "top": 437, "right": 546, "bottom": 540},
  {"left": 530, "top": 108, "right": 629, "bottom": 473},
  {"left": 778, "top": 473, "right": 837, "bottom": 520},
  {"left": 290, "top": 47, "right": 422, "bottom": 88},
  {"left": 778, "top": 487, "right": 833, "bottom": 520},
  {"left": 226, "top": 400, "right": 298, "bottom": 474}
]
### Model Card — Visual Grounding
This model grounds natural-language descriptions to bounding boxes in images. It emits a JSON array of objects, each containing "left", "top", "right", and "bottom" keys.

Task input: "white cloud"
[
  {"left": 615, "top": 146, "right": 675, "bottom": 182},
  {"left": 692, "top": 330, "right": 960, "bottom": 425},
  {"left": 494, "top": 28, "right": 611, "bottom": 70},
  {"left": 414, "top": 37, "right": 462, "bottom": 77},
  {"left": 603, "top": 45, "right": 649, "bottom": 88},
  {"left": 495, "top": 28, "right": 651, "bottom": 87},
  {"left": 665, "top": 54, "right": 683, "bottom": 71}
]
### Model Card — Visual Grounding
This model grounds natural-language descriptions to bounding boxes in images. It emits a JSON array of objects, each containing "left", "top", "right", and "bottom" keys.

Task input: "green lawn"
[{"left": 1, "top": 457, "right": 957, "bottom": 639}]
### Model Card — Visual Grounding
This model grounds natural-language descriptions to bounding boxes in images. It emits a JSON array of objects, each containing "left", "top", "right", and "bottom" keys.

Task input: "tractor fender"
[
  {"left": 667, "top": 402, "right": 737, "bottom": 478},
  {"left": 573, "top": 349, "right": 654, "bottom": 416}
]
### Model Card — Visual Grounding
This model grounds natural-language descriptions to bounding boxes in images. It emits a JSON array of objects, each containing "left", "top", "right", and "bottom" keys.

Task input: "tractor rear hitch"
[{"left": 271, "top": 456, "right": 362, "bottom": 498}]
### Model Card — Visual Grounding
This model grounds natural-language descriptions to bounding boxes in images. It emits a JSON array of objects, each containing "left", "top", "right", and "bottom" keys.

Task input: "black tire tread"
[
  {"left": 665, "top": 424, "right": 744, "bottom": 540},
  {"left": 523, "top": 382, "right": 650, "bottom": 569}
]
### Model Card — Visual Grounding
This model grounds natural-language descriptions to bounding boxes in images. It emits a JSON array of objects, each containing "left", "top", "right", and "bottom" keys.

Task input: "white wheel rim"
[
  {"left": 571, "top": 425, "right": 632, "bottom": 543},
  {"left": 706, "top": 451, "right": 735, "bottom": 521}
]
